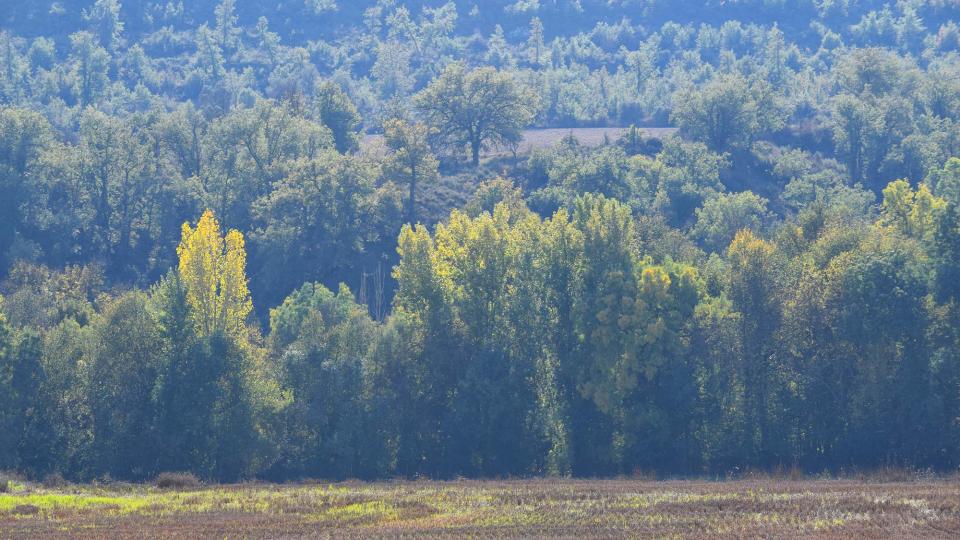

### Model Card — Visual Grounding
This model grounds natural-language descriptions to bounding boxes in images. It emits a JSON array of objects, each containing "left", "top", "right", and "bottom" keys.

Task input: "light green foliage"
[
  {"left": 692, "top": 191, "right": 772, "bottom": 253},
  {"left": 383, "top": 119, "right": 439, "bottom": 224},
  {"left": 68, "top": 32, "right": 110, "bottom": 107},
  {"left": 880, "top": 180, "right": 946, "bottom": 240},
  {"left": 926, "top": 157, "right": 960, "bottom": 203},
  {"left": 463, "top": 177, "right": 527, "bottom": 218}
]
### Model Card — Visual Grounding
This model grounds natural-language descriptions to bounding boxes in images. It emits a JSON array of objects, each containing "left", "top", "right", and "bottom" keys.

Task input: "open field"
[
  {"left": 509, "top": 127, "right": 678, "bottom": 154},
  {"left": 363, "top": 127, "right": 678, "bottom": 157},
  {"left": 2, "top": 478, "right": 958, "bottom": 539}
]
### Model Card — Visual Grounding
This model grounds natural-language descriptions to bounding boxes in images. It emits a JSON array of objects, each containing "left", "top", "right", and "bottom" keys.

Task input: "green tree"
[
  {"left": 195, "top": 23, "right": 226, "bottom": 81},
  {"left": 727, "top": 230, "right": 788, "bottom": 465},
  {"left": 0, "top": 297, "right": 17, "bottom": 470},
  {"left": 269, "top": 283, "right": 377, "bottom": 479},
  {"left": 251, "top": 153, "right": 402, "bottom": 308},
  {"left": 383, "top": 119, "right": 439, "bottom": 224},
  {"left": 149, "top": 271, "right": 279, "bottom": 481},
  {"left": 314, "top": 81, "right": 361, "bottom": 154},
  {"left": 68, "top": 32, "right": 110, "bottom": 107},
  {"left": 415, "top": 64, "right": 537, "bottom": 166},
  {"left": 671, "top": 73, "right": 784, "bottom": 153},
  {"left": 203, "top": 98, "right": 333, "bottom": 228},
  {"left": 691, "top": 191, "right": 772, "bottom": 253},
  {"left": 650, "top": 138, "right": 727, "bottom": 227},
  {"left": 372, "top": 41, "right": 415, "bottom": 100},
  {"left": 926, "top": 157, "right": 960, "bottom": 203},
  {"left": 0, "top": 107, "right": 50, "bottom": 273},
  {"left": 85, "top": 292, "right": 163, "bottom": 479},
  {"left": 0, "top": 32, "right": 28, "bottom": 103},
  {"left": 933, "top": 203, "right": 960, "bottom": 303},
  {"left": 392, "top": 223, "right": 459, "bottom": 477},
  {"left": 30, "top": 319, "right": 90, "bottom": 478},
  {"left": 528, "top": 17, "right": 545, "bottom": 66},
  {"left": 822, "top": 231, "right": 934, "bottom": 465},
  {"left": 72, "top": 109, "right": 157, "bottom": 275},
  {"left": 83, "top": 0, "right": 124, "bottom": 52},
  {"left": 213, "top": 0, "right": 241, "bottom": 52},
  {"left": 831, "top": 93, "right": 915, "bottom": 190}
]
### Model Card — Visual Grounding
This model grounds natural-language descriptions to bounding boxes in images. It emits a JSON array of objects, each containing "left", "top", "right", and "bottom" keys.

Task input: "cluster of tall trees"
[
  {"left": 1, "top": 1, "right": 960, "bottom": 481},
  {"left": 2, "top": 180, "right": 959, "bottom": 481}
]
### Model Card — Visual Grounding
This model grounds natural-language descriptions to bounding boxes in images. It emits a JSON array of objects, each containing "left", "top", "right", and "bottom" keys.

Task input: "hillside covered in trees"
[{"left": 1, "top": 0, "right": 960, "bottom": 482}]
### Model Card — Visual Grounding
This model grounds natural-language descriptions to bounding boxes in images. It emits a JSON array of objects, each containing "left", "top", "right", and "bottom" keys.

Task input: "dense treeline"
[
  {"left": 3, "top": 183, "right": 959, "bottom": 480},
  {"left": 1, "top": 1, "right": 959, "bottom": 481}
]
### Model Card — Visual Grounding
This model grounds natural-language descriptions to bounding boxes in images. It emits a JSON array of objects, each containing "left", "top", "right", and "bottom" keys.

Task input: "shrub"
[
  {"left": 42, "top": 472, "right": 67, "bottom": 489},
  {"left": 12, "top": 504, "right": 39, "bottom": 516},
  {"left": 155, "top": 472, "right": 201, "bottom": 489},
  {"left": 0, "top": 471, "right": 24, "bottom": 492}
]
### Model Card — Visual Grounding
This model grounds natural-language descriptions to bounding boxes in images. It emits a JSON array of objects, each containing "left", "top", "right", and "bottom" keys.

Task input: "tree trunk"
[
  {"left": 407, "top": 171, "right": 417, "bottom": 225},
  {"left": 471, "top": 138, "right": 481, "bottom": 167}
]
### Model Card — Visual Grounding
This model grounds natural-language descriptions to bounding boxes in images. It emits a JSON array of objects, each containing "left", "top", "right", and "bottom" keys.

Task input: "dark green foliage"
[
  {"left": 314, "top": 82, "right": 362, "bottom": 154},
  {"left": 85, "top": 293, "right": 163, "bottom": 479},
  {"left": 268, "top": 283, "right": 378, "bottom": 480},
  {"left": 934, "top": 203, "right": 960, "bottom": 303}
]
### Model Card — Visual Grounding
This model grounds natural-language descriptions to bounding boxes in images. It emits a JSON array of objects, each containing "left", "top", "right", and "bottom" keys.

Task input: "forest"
[{"left": 0, "top": 0, "right": 959, "bottom": 483}]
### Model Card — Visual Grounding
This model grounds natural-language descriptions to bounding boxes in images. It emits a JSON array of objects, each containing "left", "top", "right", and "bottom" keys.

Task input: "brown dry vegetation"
[
  {"left": 509, "top": 127, "right": 678, "bottom": 155},
  {"left": 363, "top": 127, "right": 679, "bottom": 158},
  {"left": 1, "top": 478, "right": 958, "bottom": 539}
]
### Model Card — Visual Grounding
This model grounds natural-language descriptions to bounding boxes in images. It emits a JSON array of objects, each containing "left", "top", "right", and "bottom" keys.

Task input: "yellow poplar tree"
[{"left": 177, "top": 209, "right": 253, "bottom": 338}]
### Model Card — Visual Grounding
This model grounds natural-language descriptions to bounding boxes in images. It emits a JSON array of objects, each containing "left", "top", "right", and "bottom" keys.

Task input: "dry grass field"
[
  {"left": 2, "top": 477, "right": 959, "bottom": 539},
  {"left": 367, "top": 126, "right": 679, "bottom": 223},
  {"left": 509, "top": 127, "right": 678, "bottom": 155},
  {"left": 363, "top": 127, "right": 679, "bottom": 158}
]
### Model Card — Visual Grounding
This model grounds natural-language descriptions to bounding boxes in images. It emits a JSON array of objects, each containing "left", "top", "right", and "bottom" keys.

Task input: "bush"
[
  {"left": 42, "top": 472, "right": 67, "bottom": 489},
  {"left": 0, "top": 471, "right": 24, "bottom": 492},
  {"left": 12, "top": 504, "right": 39, "bottom": 516},
  {"left": 155, "top": 472, "right": 201, "bottom": 489}
]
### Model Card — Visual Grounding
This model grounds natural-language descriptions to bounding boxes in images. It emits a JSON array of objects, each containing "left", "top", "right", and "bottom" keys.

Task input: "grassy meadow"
[{"left": 1, "top": 477, "right": 958, "bottom": 538}]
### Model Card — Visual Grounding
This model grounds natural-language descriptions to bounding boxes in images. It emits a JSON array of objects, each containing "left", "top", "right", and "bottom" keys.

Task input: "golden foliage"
[{"left": 177, "top": 210, "right": 252, "bottom": 338}]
